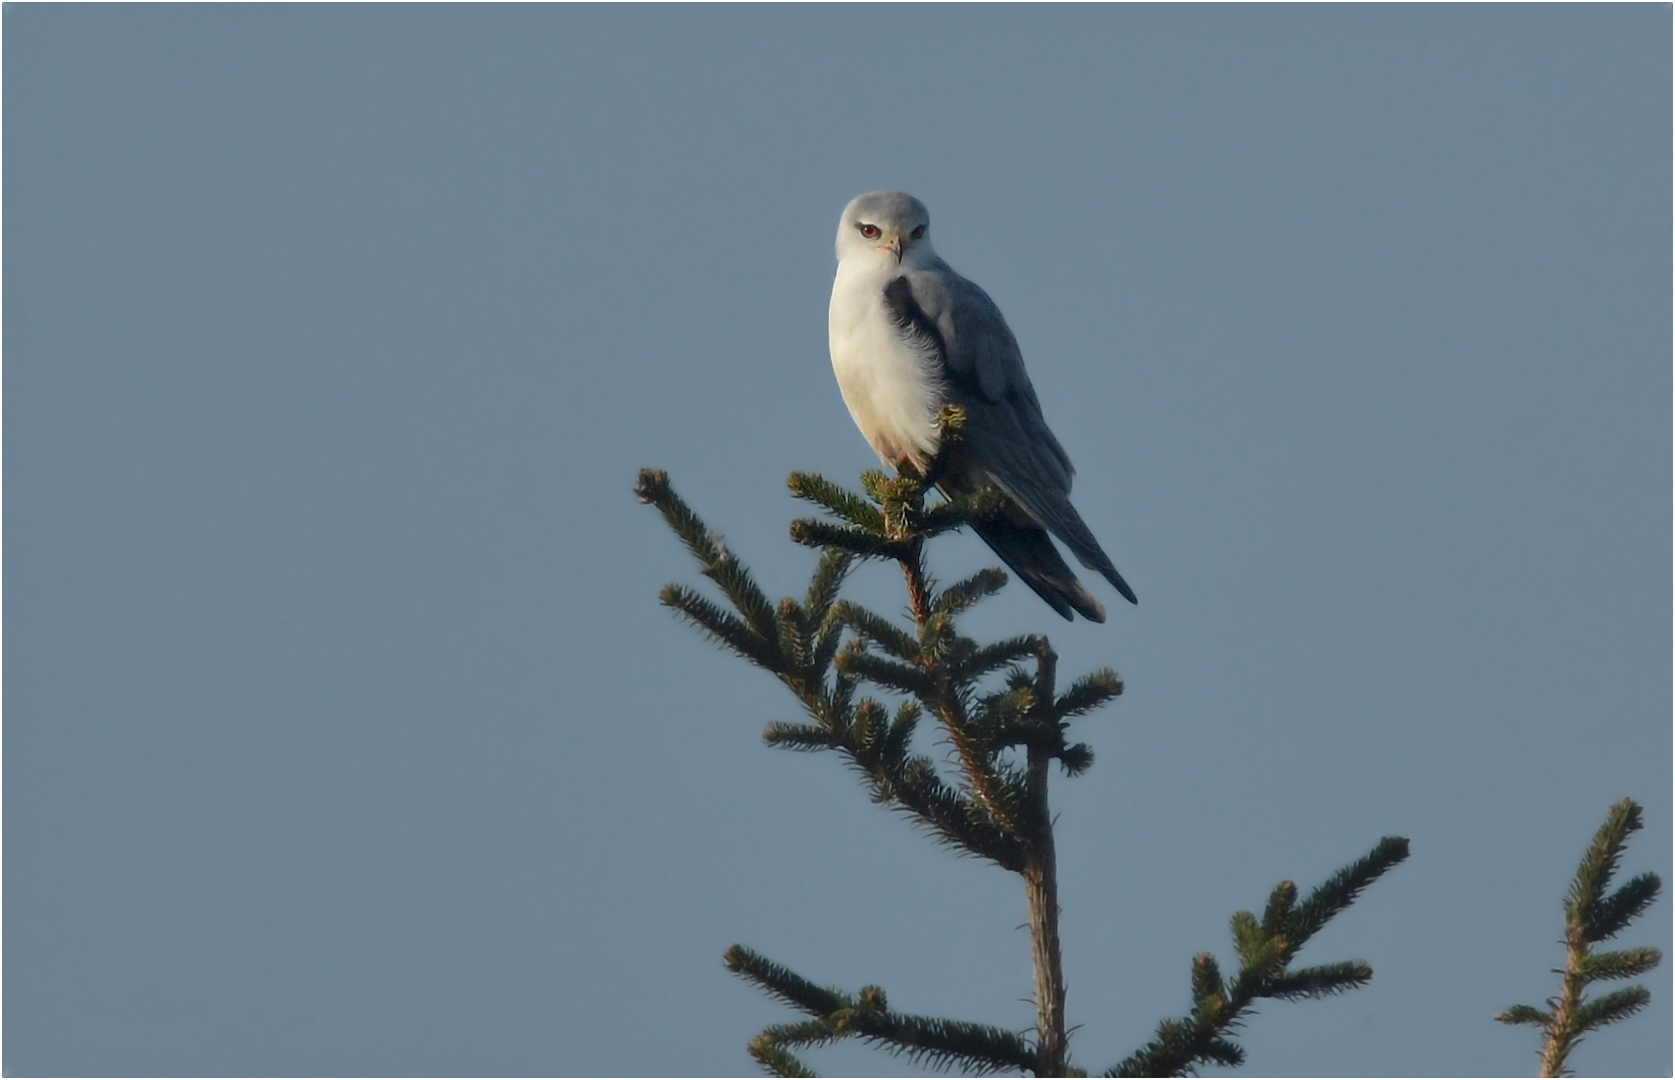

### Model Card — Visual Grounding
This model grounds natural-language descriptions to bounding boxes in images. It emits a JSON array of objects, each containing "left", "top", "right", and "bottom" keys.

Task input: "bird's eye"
[
  {"left": 911, "top": 225, "right": 925, "bottom": 239},
  {"left": 858, "top": 223, "right": 881, "bottom": 239}
]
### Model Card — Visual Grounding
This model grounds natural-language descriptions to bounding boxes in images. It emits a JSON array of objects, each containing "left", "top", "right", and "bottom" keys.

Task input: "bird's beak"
[{"left": 885, "top": 235, "right": 903, "bottom": 262}]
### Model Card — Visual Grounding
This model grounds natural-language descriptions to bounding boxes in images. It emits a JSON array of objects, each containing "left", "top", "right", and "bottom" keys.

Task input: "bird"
[{"left": 827, "top": 190, "right": 1136, "bottom": 622}]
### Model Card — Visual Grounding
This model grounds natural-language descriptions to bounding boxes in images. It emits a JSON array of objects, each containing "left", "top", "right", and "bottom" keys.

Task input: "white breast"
[{"left": 828, "top": 260, "right": 944, "bottom": 469}]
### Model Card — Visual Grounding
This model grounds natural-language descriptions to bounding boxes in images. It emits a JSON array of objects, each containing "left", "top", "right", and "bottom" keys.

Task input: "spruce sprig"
[
  {"left": 1109, "top": 837, "right": 1410, "bottom": 1077},
  {"left": 1496, "top": 798, "right": 1663, "bottom": 1077},
  {"left": 727, "top": 945, "right": 1035, "bottom": 1077}
]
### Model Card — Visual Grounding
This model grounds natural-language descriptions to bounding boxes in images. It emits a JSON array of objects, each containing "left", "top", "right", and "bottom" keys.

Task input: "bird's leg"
[
  {"left": 918, "top": 405, "right": 970, "bottom": 493},
  {"left": 913, "top": 455, "right": 949, "bottom": 493}
]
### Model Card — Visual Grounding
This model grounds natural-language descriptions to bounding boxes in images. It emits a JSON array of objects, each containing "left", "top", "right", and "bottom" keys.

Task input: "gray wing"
[{"left": 883, "top": 266, "right": 1138, "bottom": 609}]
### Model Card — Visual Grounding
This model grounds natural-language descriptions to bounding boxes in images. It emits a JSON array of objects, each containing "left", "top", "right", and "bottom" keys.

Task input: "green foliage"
[
  {"left": 638, "top": 414, "right": 1407, "bottom": 1076},
  {"left": 639, "top": 440, "right": 1078, "bottom": 886},
  {"left": 1109, "top": 838, "right": 1409, "bottom": 1077},
  {"left": 787, "top": 471, "right": 885, "bottom": 531},
  {"left": 1497, "top": 798, "right": 1663, "bottom": 1077},
  {"left": 728, "top": 944, "right": 1036, "bottom": 1078}
]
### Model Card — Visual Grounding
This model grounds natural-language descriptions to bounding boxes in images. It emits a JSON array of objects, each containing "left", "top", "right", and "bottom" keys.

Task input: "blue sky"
[{"left": 6, "top": 6, "right": 1669, "bottom": 1076}]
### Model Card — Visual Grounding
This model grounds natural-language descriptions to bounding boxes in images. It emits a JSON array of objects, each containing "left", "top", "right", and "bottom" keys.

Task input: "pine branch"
[
  {"left": 1198, "top": 1038, "right": 1246, "bottom": 1069},
  {"left": 1587, "top": 871, "right": 1661, "bottom": 945},
  {"left": 933, "top": 567, "right": 1010, "bottom": 618},
  {"left": 811, "top": 608, "right": 848, "bottom": 679},
  {"left": 887, "top": 756, "right": 1026, "bottom": 871},
  {"left": 1108, "top": 838, "right": 1411, "bottom": 1077},
  {"left": 879, "top": 702, "right": 922, "bottom": 768},
  {"left": 747, "top": 1036, "right": 819, "bottom": 1078},
  {"left": 777, "top": 598, "right": 810, "bottom": 676},
  {"left": 916, "top": 608, "right": 960, "bottom": 669},
  {"left": 727, "top": 947, "right": 1035, "bottom": 1077},
  {"left": 1568, "top": 800, "right": 1643, "bottom": 940},
  {"left": 1189, "top": 952, "right": 1226, "bottom": 1004},
  {"left": 1498, "top": 798, "right": 1663, "bottom": 1077},
  {"left": 855, "top": 1012, "right": 1035, "bottom": 1075},
  {"left": 758, "top": 660, "right": 1025, "bottom": 872},
  {"left": 1498, "top": 1004, "right": 1552, "bottom": 1028},
  {"left": 1261, "top": 961, "right": 1375, "bottom": 1001},
  {"left": 1290, "top": 836, "right": 1411, "bottom": 945},
  {"left": 838, "top": 697, "right": 888, "bottom": 759},
  {"left": 1575, "top": 945, "right": 1663, "bottom": 986},
  {"left": 1057, "top": 742, "right": 1095, "bottom": 777},
  {"left": 966, "top": 683, "right": 1035, "bottom": 749},
  {"left": 787, "top": 471, "right": 886, "bottom": 531},
  {"left": 634, "top": 468, "right": 723, "bottom": 566},
  {"left": 838, "top": 643, "right": 934, "bottom": 698},
  {"left": 804, "top": 548, "right": 853, "bottom": 606},
  {"left": 1260, "top": 880, "right": 1299, "bottom": 936},
  {"left": 834, "top": 601, "right": 922, "bottom": 661},
  {"left": 1569, "top": 985, "right": 1652, "bottom": 1032},
  {"left": 820, "top": 673, "right": 856, "bottom": 729},
  {"left": 789, "top": 517, "right": 897, "bottom": 558},
  {"left": 636, "top": 470, "right": 778, "bottom": 642},
  {"left": 661, "top": 583, "right": 778, "bottom": 669},
  {"left": 762, "top": 721, "right": 839, "bottom": 752},
  {"left": 708, "top": 550, "right": 782, "bottom": 646},
  {"left": 758, "top": 1017, "right": 848, "bottom": 1052},
  {"left": 947, "top": 634, "right": 1046, "bottom": 684},
  {"left": 636, "top": 469, "right": 785, "bottom": 667},
  {"left": 726, "top": 945, "right": 852, "bottom": 1016},
  {"left": 1228, "top": 909, "right": 1272, "bottom": 971},
  {"left": 1053, "top": 669, "right": 1125, "bottom": 720}
]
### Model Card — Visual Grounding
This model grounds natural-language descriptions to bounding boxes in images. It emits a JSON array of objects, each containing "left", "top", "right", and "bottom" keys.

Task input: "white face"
[{"left": 836, "top": 191, "right": 933, "bottom": 265}]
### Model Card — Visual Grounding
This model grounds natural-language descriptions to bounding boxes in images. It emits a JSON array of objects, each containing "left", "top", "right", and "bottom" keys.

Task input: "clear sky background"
[{"left": 6, "top": 6, "right": 1670, "bottom": 1077}]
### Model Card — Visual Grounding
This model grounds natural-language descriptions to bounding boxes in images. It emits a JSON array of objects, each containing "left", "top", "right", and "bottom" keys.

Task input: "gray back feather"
[
  {"left": 883, "top": 263, "right": 1132, "bottom": 596},
  {"left": 893, "top": 261, "right": 1072, "bottom": 490}
]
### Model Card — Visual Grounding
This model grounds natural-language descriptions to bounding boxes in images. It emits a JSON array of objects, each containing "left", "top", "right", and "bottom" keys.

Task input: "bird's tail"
[
  {"left": 991, "top": 478, "right": 1139, "bottom": 607},
  {"left": 978, "top": 485, "right": 1139, "bottom": 609},
  {"left": 969, "top": 516, "right": 1107, "bottom": 623},
  {"left": 1064, "top": 523, "right": 1139, "bottom": 607}
]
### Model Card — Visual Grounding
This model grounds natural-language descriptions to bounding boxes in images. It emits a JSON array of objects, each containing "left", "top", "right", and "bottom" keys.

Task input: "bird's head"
[{"left": 835, "top": 191, "right": 934, "bottom": 267}]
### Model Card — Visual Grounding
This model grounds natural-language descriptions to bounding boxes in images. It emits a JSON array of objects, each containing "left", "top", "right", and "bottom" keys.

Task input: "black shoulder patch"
[
  {"left": 881, "top": 278, "right": 944, "bottom": 354},
  {"left": 881, "top": 276, "right": 988, "bottom": 400}
]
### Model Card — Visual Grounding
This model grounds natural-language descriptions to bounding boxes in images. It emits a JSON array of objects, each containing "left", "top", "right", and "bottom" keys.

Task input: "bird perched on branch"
[{"left": 827, "top": 190, "right": 1136, "bottom": 622}]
